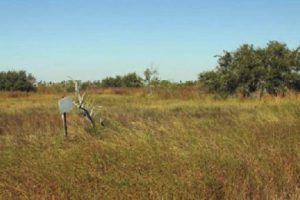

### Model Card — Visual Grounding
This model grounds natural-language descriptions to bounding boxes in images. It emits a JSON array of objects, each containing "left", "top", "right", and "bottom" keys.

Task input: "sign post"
[
  {"left": 62, "top": 112, "right": 67, "bottom": 136},
  {"left": 58, "top": 96, "right": 73, "bottom": 137}
]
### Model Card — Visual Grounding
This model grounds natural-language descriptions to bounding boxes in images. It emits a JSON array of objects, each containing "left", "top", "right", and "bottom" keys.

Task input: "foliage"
[
  {"left": 199, "top": 41, "right": 300, "bottom": 97},
  {"left": 144, "top": 67, "right": 159, "bottom": 85},
  {"left": 178, "top": 80, "right": 198, "bottom": 87},
  {"left": 101, "top": 72, "right": 143, "bottom": 87},
  {"left": 122, "top": 73, "right": 144, "bottom": 87},
  {"left": 0, "top": 70, "right": 36, "bottom": 92}
]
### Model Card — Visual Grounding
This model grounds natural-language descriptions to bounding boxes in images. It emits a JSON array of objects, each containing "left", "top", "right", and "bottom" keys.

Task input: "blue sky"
[{"left": 0, "top": 0, "right": 299, "bottom": 82}]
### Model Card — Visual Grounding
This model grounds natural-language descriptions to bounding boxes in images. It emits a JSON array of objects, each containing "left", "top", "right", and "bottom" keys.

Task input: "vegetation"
[
  {"left": 34, "top": 72, "right": 196, "bottom": 94},
  {"left": 0, "top": 70, "right": 36, "bottom": 92},
  {"left": 144, "top": 67, "right": 159, "bottom": 85},
  {"left": 101, "top": 72, "right": 143, "bottom": 88},
  {"left": 199, "top": 41, "right": 300, "bottom": 97},
  {"left": 2, "top": 41, "right": 300, "bottom": 97},
  {"left": 1, "top": 41, "right": 300, "bottom": 199},
  {"left": 0, "top": 90, "right": 299, "bottom": 199}
]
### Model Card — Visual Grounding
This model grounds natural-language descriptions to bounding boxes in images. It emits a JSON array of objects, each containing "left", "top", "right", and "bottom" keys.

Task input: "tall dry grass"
[{"left": 0, "top": 90, "right": 299, "bottom": 199}]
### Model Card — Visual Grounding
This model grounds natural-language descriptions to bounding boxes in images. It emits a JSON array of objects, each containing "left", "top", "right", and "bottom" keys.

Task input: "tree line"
[
  {"left": 0, "top": 67, "right": 195, "bottom": 92},
  {"left": 1, "top": 41, "right": 300, "bottom": 96}
]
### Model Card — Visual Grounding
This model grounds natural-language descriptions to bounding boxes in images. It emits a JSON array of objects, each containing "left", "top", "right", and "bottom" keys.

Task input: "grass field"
[{"left": 0, "top": 90, "right": 300, "bottom": 199}]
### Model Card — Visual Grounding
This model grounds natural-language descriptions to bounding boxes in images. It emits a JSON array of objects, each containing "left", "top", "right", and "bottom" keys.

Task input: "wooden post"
[{"left": 62, "top": 112, "right": 68, "bottom": 137}]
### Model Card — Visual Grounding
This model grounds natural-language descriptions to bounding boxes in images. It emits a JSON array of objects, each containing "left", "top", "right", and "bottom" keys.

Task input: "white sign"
[{"left": 58, "top": 96, "right": 73, "bottom": 114}]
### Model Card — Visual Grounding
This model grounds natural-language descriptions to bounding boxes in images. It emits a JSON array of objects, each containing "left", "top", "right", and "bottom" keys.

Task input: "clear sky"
[{"left": 0, "top": 0, "right": 299, "bottom": 82}]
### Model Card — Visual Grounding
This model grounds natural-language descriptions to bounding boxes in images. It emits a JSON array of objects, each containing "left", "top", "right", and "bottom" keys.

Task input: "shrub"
[{"left": 0, "top": 70, "right": 36, "bottom": 92}]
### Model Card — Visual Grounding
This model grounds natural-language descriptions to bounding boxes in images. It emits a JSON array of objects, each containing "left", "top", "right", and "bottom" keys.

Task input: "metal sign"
[{"left": 58, "top": 96, "right": 73, "bottom": 114}]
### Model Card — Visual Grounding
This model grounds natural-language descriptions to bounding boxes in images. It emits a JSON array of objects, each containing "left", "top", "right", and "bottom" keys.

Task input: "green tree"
[
  {"left": 0, "top": 70, "right": 36, "bottom": 92},
  {"left": 144, "top": 67, "right": 159, "bottom": 86},
  {"left": 122, "top": 73, "right": 143, "bottom": 87},
  {"left": 101, "top": 72, "right": 143, "bottom": 88},
  {"left": 199, "top": 41, "right": 300, "bottom": 97}
]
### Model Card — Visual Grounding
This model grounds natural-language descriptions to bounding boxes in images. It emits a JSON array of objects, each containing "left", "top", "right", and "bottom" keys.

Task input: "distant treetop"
[{"left": 0, "top": 70, "right": 36, "bottom": 92}]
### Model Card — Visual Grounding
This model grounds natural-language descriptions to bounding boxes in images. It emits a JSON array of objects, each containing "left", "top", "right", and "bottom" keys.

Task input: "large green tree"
[{"left": 199, "top": 41, "right": 300, "bottom": 97}]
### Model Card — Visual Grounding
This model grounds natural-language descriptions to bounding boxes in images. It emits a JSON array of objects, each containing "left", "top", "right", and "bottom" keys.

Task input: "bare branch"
[{"left": 69, "top": 79, "right": 103, "bottom": 128}]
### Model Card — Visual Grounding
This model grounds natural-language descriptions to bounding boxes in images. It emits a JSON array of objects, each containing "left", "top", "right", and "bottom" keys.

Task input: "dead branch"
[{"left": 70, "top": 79, "right": 102, "bottom": 128}]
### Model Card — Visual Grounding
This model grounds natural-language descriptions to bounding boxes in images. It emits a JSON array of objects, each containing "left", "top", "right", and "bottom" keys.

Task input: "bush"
[
  {"left": 0, "top": 70, "right": 36, "bottom": 92},
  {"left": 101, "top": 73, "right": 143, "bottom": 88}
]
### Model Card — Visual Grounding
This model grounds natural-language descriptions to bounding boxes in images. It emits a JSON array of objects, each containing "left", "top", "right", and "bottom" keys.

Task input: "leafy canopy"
[
  {"left": 0, "top": 70, "right": 36, "bottom": 92},
  {"left": 199, "top": 41, "right": 300, "bottom": 97}
]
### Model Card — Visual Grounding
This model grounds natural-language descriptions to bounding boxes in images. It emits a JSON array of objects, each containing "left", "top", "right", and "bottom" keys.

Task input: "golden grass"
[{"left": 0, "top": 90, "right": 299, "bottom": 199}]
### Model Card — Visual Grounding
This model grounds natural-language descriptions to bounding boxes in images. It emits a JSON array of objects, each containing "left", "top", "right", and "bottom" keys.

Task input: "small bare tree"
[{"left": 70, "top": 79, "right": 102, "bottom": 128}]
